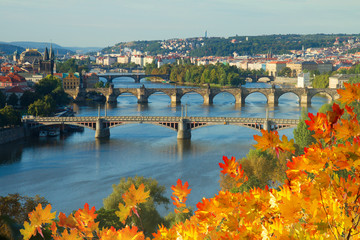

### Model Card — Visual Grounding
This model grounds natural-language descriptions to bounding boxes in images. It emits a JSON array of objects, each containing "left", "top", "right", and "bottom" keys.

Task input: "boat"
[
  {"left": 39, "top": 131, "right": 47, "bottom": 137},
  {"left": 47, "top": 129, "right": 60, "bottom": 137}
]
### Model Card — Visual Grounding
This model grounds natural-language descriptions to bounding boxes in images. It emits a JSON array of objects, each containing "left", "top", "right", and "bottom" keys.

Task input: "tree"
[
  {"left": 102, "top": 176, "right": 169, "bottom": 237},
  {"left": 20, "top": 91, "right": 38, "bottom": 108},
  {"left": 35, "top": 75, "right": 61, "bottom": 97},
  {"left": 0, "top": 106, "right": 21, "bottom": 126},
  {"left": 293, "top": 109, "right": 316, "bottom": 154},
  {"left": 0, "top": 91, "right": 6, "bottom": 108},
  {"left": 312, "top": 74, "right": 330, "bottom": 88},
  {"left": 6, "top": 93, "right": 18, "bottom": 106},
  {"left": 0, "top": 193, "right": 48, "bottom": 239},
  {"left": 28, "top": 99, "right": 52, "bottom": 117},
  {"left": 94, "top": 81, "right": 105, "bottom": 88},
  {"left": 278, "top": 67, "right": 292, "bottom": 77}
]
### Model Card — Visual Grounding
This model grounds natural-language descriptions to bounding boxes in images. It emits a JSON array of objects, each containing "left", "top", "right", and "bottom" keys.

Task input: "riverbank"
[{"left": 0, "top": 126, "right": 25, "bottom": 145}]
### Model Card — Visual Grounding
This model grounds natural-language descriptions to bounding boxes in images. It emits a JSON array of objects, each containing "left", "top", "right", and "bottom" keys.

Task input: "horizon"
[{"left": 2, "top": 0, "right": 360, "bottom": 48}]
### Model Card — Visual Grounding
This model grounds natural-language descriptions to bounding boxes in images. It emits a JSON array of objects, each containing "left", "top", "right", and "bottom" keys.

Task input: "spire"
[
  {"left": 49, "top": 43, "right": 54, "bottom": 60},
  {"left": 44, "top": 47, "right": 49, "bottom": 60}
]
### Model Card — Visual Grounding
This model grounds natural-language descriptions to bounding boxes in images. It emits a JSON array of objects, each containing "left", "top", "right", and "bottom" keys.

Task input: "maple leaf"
[
  {"left": 122, "top": 183, "right": 150, "bottom": 210},
  {"left": 20, "top": 221, "right": 36, "bottom": 240},
  {"left": 115, "top": 203, "right": 132, "bottom": 224},
  {"left": 28, "top": 204, "right": 56, "bottom": 227},
  {"left": 53, "top": 229, "right": 83, "bottom": 240},
  {"left": 219, "top": 156, "right": 238, "bottom": 177},
  {"left": 337, "top": 82, "right": 360, "bottom": 105},
  {"left": 74, "top": 203, "right": 97, "bottom": 225},
  {"left": 58, "top": 212, "right": 77, "bottom": 228},
  {"left": 117, "top": 225, "right": 146, "bottom": 240},
  {"left": 171, "top": 179, "right": 192, "bottom": 203}
]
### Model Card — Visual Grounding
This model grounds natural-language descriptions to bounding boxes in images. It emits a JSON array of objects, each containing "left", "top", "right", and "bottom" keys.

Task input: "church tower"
[{"left": 39, "top": 45, "right": 54, "bottom": 75}]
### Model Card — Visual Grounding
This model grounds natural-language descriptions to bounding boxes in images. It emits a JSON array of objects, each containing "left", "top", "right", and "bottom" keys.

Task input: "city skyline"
[{"left": 1, "top": 0, "right": 359, "bottom": 48}]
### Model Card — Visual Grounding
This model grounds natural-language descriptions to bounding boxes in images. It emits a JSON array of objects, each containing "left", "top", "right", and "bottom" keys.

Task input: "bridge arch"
[
  {"left": 109, "top": 122, "right": 178, "bottom": 131},
  {"left": 277, "top": 92, "right": 300, "bottom": 105},
  {"left": 309, "top": 91, "right": 333, "bottom": 104},
  {"left": 111, "top": 76, "right": 137, "bottom": 82},
  {"left": 180, "top": 91, "right": 205, "bottom": 103},
  {"left": 244, "top": 91, "right": 268, "bottom": 103},
  {"left": 147, "top": 90, "right": 172, "bottom": 101},
  {"left": 212, "top": 91, "right": 236, "bottom": 103}
]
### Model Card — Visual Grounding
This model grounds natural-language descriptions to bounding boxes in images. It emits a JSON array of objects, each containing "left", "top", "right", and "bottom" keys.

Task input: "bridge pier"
[
  {"left": 300, "top": 94, "right": 310, "bottom": 106},
  {"left": 171, "top": 94, "right": 180, "bottom": 105},
  {"left": 203, "top": 94, "right": 213, "bottom": 105},
  {"left": 177, "top": 119, "right": 191, "bottom": 139},
  {"left": 267, "top": 93, "right": 278, "bottom": 107},
  {"left": 263, "top": 120, "right": 270, "bottom": 132},
  {"left": 95, "top": 118, "right": 110, "bottom": 138},
  {"left": 235, "top": 94, "right": 244, "bottom": 105},
  {"left": 106, "top": 94, "right": 117, "bottom": 103}
]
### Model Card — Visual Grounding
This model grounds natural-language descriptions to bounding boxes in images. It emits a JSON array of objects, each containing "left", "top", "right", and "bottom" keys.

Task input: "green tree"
[
  {"left": 278, "top": 67, "right": 292, "bottom": 77},
  {"left": 293, "top": 110, "right": 316, "bottom": 154},
  {"left": 20, "top": 91, "right": 38, "bottom": 108},
  {"left": 0, "top": 106, "right": 21, "bottom": 126},
  {"left": 94, "top": 81, "right": 105, "bottom": 88},
  {"left": 35, "top": 75, "right": 61, "bottom": 97},
  {"left": 0, "top": 91, "right": 6, "bottom": 108},
  {"left": 28, "top": 99, "right": 52, "bottom": 117},
  {"left": 312, "top": 74, "right": 330, "bottom": 88},
  {"left": 6, "top": 93, "right": 18, "bottom": 106},
  {"left": 50, "top": 87, "right": 70, "bottom": 106},
  {"left": 210, "top": 69, "right": 218, "bottom": 84},
  {"left": 0, "top": 194, "right": 48, "bottom": 240},
  {"left": 102, "top": 176, "right": 170, "bottom": 237}
]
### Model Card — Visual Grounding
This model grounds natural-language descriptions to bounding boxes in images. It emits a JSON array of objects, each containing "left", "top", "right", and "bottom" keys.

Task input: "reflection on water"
[{"left": 0, "top": 80, "right": 330, "bottom": 214}]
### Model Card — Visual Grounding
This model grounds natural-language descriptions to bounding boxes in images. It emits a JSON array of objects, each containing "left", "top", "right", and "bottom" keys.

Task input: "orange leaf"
[
  {"left": 171, "top": 179, "right": 191, "bottom": 203},
  {"left": 122, "top": 183, "right": 150, "bottom": 209}
]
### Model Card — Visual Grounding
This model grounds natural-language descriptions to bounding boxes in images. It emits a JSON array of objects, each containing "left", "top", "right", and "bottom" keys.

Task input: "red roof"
[
  {"left": 0, "top": 72, "right": 26, "bottom": 83},
  {"left": 5, "top": 86, "right": 34, "bottom": 93}
]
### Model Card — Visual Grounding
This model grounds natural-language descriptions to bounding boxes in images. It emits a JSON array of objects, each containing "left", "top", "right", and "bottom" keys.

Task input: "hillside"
[
  {"left": 0, "top": 43, "right": 25, "bottom": 55},
  {"left": 102, "top": 34, "right": 360, "bottom": 57}
]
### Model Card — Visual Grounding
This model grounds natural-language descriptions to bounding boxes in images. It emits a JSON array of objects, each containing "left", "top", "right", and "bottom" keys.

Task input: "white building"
[{"left": 297, "top": 72, "right": 310, "bottom": 88}]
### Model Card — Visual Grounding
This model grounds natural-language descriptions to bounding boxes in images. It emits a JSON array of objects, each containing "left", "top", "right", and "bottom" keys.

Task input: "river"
[{"left": 0, "top": 79, "right": 328, "bottom": 214}]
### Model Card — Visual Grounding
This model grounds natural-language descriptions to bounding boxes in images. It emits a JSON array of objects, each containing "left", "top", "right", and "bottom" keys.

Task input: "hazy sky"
[{"left": 1, "top": 0, "right": 359, "bottom": 47}]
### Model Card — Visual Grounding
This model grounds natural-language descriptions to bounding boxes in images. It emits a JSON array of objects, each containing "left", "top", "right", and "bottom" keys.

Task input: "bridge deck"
[{"left": 23, "top": 116, "right": 299, "bottom": 125}]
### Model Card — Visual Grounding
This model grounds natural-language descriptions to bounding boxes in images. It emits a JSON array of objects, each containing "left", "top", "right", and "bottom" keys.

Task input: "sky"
[{"left": 1, "top": 0, "right": 360, "bottom": 48}]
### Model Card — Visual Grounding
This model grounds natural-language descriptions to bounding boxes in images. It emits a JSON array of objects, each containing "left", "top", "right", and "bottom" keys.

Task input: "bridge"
[
  {"left": 98, "top": 73, "right": 170, "bottom": 83},
  {"left": 65, "top": 85, "right": 340, "bottom": 106},
  {"left": 22, "top": 115, "right": 300, "bottom": 139}
]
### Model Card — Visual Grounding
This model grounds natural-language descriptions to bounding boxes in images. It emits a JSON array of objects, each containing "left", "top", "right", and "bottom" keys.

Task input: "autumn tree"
[{"left": 102, "top": 176, "right": 169, "bottom": 237}]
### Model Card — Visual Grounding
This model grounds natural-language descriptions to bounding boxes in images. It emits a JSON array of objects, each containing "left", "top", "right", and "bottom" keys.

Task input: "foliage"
[
  {"left": 56, "top": 58, "right": 90, "bottom": 73},
  {"left": 219, "top": 149, "right": 290, "bottom": 192},
  {"left": 312, "top": 74, "right": 330, "bottom": 88},
  {"left": 94, "top": 81, "right": 110, "bottom": 88},
  {"left": 20, "top": 91, "right": 38, "bottom": 108},
  {"left": 145, "top": 62, "right": 262, "bottom": 86},
  {"left": 278, "top": 67, "right": 292, "bottom": 77},
  {"left": 0, "top": 106, "right": 21, "bottom": 127},
  {"left": 103, "top": 176, "right": 169, "bottom": 237},
  {"left": 6, "top": 93, "right": 18, "bottom": 107},
  {"left": 293, "top": 109, "right": 316, "bottom": 154},
  {"left": 0, "top": 194, "right": 48, "bottom": 240},
  {"left": 28, "top": 95, "right": 56, "bottom": 117},
  {"left": 0, "top": 91, "right": 6, "bottom": 109},
  {"left": 20, "top": 82, "right": 360, "bottom": 239},
  {"left": 35, "top": 75, "right": 61, "bottom": 97}
]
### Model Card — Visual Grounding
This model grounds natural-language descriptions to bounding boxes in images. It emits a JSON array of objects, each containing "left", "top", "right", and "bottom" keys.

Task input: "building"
[
  {"left": 39, "top": 46, "right": 55, "bottom": 75},
  {"left": 328, "top": 74, "right": 357, "bottom": 88},
  {"left": 266, "top": 61, "right": 287, "bottom": 77},
  {"left": 117, "top": 56, "right": 130, "bottom": 64},
  {"left": 5, "top": 86, "right": 34, "bottom": 102},
  {"left": 83, "top": 73, "right": 99, "bottom": 88},
  {"left": 0, "top": 71, "right": 27, "bottom": 87},
  {"left": 19, "top": 49, "right": 43, "bottom": 64},
  {"left": 62, "top": 72, "right": 80, "bottom": 89},
  {"left": 317, "top": 61, "right": 333, "bottom": 74},
  {"left": 103, "top": 56, "right": 117, "bottom": 66},
  {"left": 297, "top": 72, "right": 310, "bottom": 88}
]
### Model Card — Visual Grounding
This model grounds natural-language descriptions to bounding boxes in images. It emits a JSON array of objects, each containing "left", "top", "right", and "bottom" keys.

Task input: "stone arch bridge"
[
  {"left": 65, "top": 85, "right": 340, "bottom": 106},
  {"left": 22, "top": 116, "right": 299, "bottom": 139},
  {"left": 98, "top": 73, "right": 170, "bottom": 83}
]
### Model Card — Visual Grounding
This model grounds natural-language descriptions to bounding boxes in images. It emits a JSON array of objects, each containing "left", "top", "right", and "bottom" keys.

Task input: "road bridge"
[
  {"left": 23, "top": 115, "right": 299, "bottom": 139},
  {"left": 98, "top": 73, "right": 170, "bottom": 83},
  {"left": 65, "top": 85, "right": 339, "bottom": 106}
]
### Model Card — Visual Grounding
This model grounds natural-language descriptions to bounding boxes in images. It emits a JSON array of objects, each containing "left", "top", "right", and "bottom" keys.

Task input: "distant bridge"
[
  {"left": 22, "top": 115, "right": 299, "bottom": 139},
  {"left": 98, "top": 73, "right": 170, "bottom": 83},
  {"left": 65, "top": 85, "right": 339, "bottom": 106}
]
